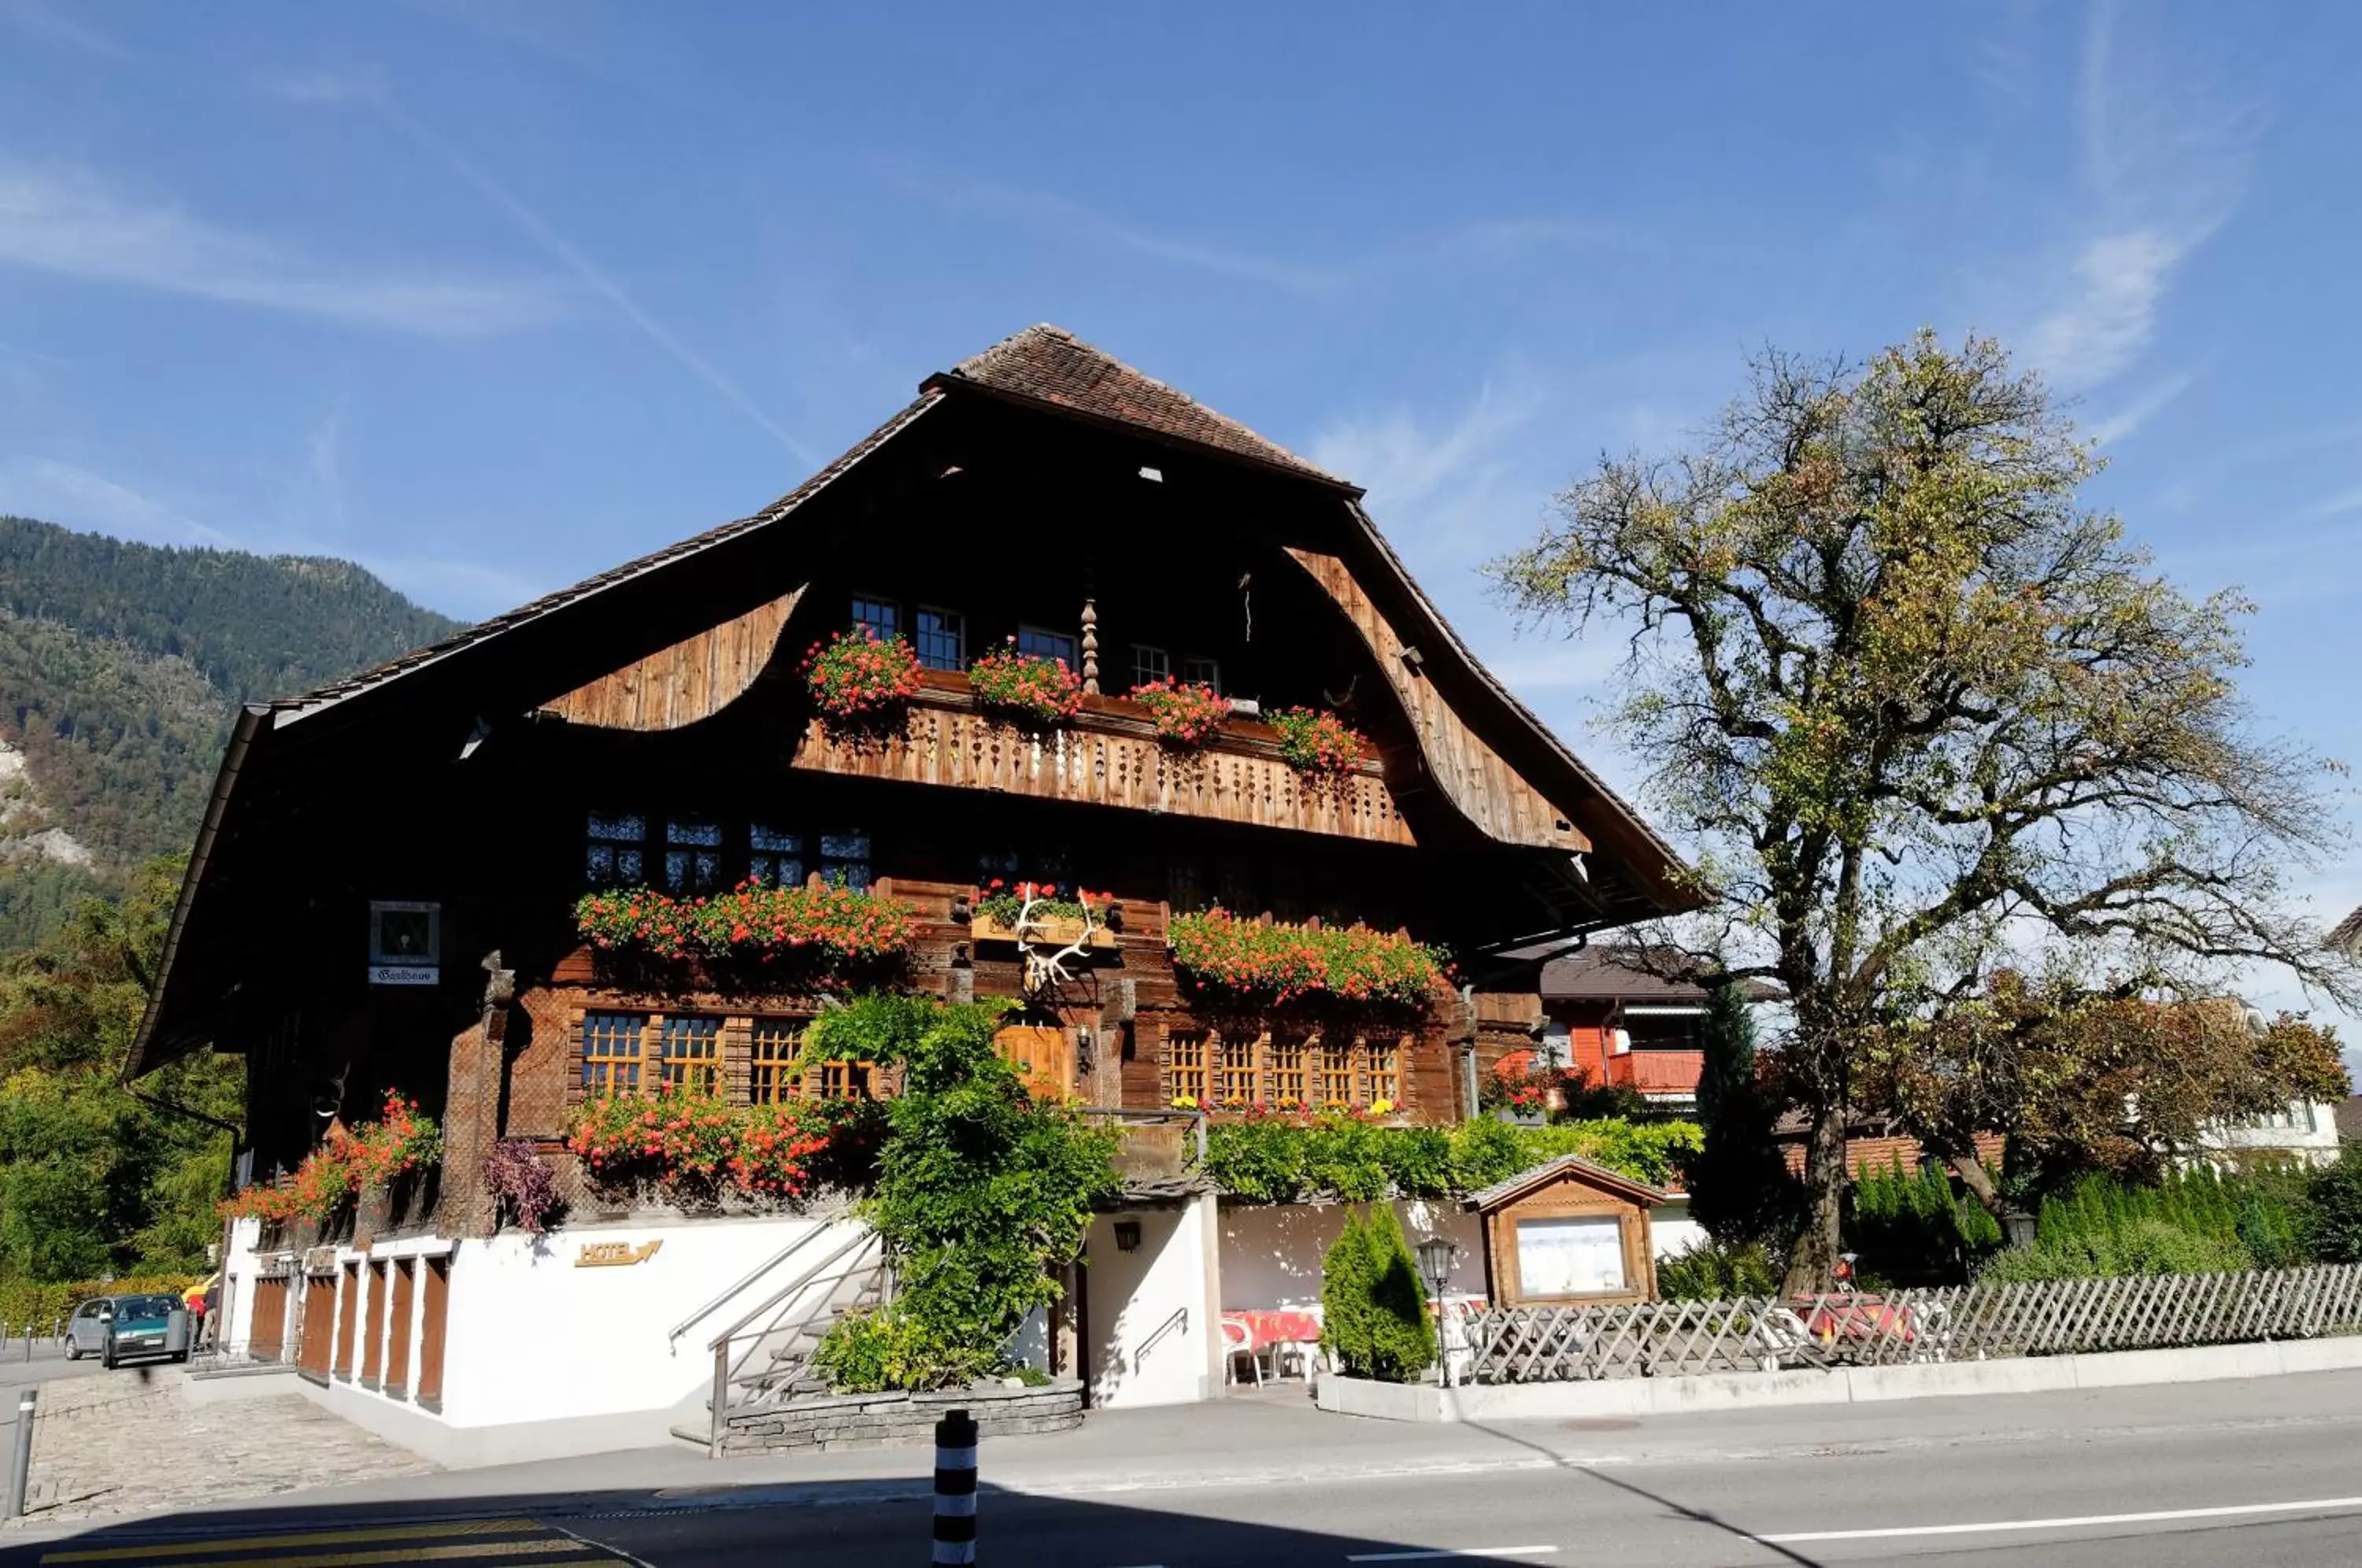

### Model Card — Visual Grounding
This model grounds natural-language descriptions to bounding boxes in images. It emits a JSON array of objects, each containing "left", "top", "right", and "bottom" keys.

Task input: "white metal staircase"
[{"left": 665, "top": 1224, "right": 890, "bottom": 1454}]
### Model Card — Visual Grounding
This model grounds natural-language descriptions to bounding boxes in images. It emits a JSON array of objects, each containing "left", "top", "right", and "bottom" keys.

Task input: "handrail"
[
  {"left": 670, "top": 1222, "right": 837, "bottom": 1346},
  {"left": 709, "top": 1227, "right": 878, "bottom": 1353},
  {"left": 1080, "top": 1105, "right": 1209, "bottom": 1164},
  {"left": 1135, "top": 1305, "right": 1190, "bottom": 1364}
]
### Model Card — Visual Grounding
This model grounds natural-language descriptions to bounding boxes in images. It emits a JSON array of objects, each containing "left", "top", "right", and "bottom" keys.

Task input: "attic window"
[
  {"left": 1180, "top": 655, "right": 1221, "bottom": 693},
  {"left": 851, "top": 595, "right": 898, "bottom": 640},
  {"left": 664, "top": 819, "right": 723, "bottom": 894},
  {"left": 585, "top": 812, "right": 646, "bottom": 887},
  {"left": 1138, "top": 465, "right": 1164, "bottom": 483}
]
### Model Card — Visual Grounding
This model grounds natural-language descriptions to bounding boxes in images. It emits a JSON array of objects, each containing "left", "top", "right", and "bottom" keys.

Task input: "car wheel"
[{"left": 64, "top": 1339, "right": 80, "bottom": 1362}]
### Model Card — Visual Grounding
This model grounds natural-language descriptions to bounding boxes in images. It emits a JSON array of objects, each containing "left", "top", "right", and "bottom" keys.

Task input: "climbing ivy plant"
[{"left": 811, "top": 994, "right": 1120, "bottom": 1392}]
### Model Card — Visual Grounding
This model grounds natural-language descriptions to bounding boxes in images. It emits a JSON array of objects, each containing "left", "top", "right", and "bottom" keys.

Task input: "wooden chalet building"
[{"left": 131, "top": 325, "right": 1694, "bottom": 1447}]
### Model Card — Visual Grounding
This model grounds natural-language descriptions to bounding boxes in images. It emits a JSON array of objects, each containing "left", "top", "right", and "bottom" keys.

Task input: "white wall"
[
  {"left": 1651, "top": 1197, "right": 1705, "bottom": 1262},
  {"left": 2197, "top": 1100, "right": 2343, "bottom": 1169},
  {"left": 1219, "top": 1200, "right": 1486, "bottom": 1309},
  {"left": 1084, "top": 1196, "right": 1216, "bottom": 1408},
  {"left": 439, "top": 1211, "right": 855, "bottom": 1427}
]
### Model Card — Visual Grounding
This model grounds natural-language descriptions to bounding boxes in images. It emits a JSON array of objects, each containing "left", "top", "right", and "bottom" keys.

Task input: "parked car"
[{"left": 64, "top": 1294, "right": 191, "bottom": 1368}]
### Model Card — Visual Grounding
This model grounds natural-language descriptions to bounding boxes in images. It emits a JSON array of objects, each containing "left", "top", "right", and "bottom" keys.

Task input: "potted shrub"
[
  {"left": 1129, "top": 678, "right": 1230, "bottom": 747},
  {"left": 970, "top": 879, "right": 1120, "bottom": 949},
  {"left": 968, "top": 643, "right": 1083, "bottom": 726},
  {"left": 1269, "top": 707, "right": 1368, "bottom": 778},
  {"left": 803, "top": 627, "right": 923, "bottom": 722}
]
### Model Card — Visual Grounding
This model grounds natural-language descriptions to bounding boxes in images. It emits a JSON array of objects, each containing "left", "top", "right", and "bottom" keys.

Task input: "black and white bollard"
[
  {"left": 5, "top": 1386, "right": 34, "bottom": 1520},
  {"left": 931, "top": 1407, "right": 979, "bottom": 1565}
]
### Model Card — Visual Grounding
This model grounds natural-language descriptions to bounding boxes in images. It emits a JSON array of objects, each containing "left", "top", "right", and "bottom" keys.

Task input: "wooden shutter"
[
  {"left": 416, "top": 1255, "right": 450, "bottom": 1411},
  {"left": 333, "top": 1262, "right": 360, "bottom": 1380},
  {"left": 250, "top": 1278, "right": 287, "bottom": 1363},
  {"left": 361, "top": 1261, "right": 389, "bottom": 1389},
  {"left": 387, "top": 1259, "right": 416, "bottom": 1399},
  {"left": 298, "top": 1274, "right": 337, "bottom": 1381}
]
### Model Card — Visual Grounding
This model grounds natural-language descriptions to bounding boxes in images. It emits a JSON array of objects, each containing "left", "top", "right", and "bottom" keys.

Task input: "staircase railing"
[{"left": 703, "top": 1226, "right": 887, "bottom": 1456}]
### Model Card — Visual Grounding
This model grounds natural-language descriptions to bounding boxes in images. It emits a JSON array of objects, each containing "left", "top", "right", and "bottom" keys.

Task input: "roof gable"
[
  {"left": 927, "top": 324, "right": 1352, "bottom": 490},
  {"left": 1465, "top": 1152, "right": 1669, "bottom": 1212}
]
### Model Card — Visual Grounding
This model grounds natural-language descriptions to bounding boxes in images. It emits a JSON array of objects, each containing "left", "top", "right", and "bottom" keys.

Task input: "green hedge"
[
  {"left": 0, "top": 1273, "right": 201, "bottom": 1333},
  {"left": 1201, "top": 1114, "right": 1701, "bottom": 1204},
  {"left": 1320, "top": 1205, "right": 1435, "bottom": 1381},
  {"left": 1983, "top": 1169, "right": 2310, "bottom": 1282}
]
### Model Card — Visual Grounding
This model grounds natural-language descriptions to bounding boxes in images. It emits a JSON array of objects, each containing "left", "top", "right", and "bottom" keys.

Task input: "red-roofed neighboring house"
[{"left": 1535, "top": 950, "right": 1778, "bottom": 1113}]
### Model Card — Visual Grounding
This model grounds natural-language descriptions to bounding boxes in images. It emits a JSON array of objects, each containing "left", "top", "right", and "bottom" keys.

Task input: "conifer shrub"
[
  {"left": 1655, "top": 1239, "right": 1783, "bottom": 1300},
  {"left": 1319, "top": 1205, "right": 1436, "bottom": 1382}
]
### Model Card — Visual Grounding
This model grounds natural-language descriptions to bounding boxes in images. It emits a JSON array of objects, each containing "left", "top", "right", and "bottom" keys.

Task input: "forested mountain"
[
  {"left": 0, "top": 517, "right": 470, "bottom": 1288},
  {"left": 0, "top": 516, "right": 467, "bottom": 946}
]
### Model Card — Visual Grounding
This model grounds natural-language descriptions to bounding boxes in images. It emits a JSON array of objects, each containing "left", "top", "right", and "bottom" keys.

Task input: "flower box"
[{"left": 970, "top": 911, "right": 1119, "bottom": 949}]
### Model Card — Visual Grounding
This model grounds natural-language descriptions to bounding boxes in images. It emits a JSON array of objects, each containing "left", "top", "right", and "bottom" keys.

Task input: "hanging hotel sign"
[
  {"left": 368, "top": 900, "right": 440, "bottom": 986},
  {"left": 576, "top": 1240, "right": 664, "bottom": 1269}
]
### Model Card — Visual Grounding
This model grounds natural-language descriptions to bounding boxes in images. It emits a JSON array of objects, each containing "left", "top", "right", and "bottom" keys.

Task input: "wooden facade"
[{"left": 130, "top": 324, "right": 1697, "bottom": 1243}]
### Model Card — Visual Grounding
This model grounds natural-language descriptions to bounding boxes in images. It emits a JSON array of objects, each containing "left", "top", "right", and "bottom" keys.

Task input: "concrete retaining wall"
[
  {"left": 714, "top": 1378, "right": 1085, "bottom": 1455},
  {"left": 1316, "top": 1332, "right": 2362, "bottom": 1422}
]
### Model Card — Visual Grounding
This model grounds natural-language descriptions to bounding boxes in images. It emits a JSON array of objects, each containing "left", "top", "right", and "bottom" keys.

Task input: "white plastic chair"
[{"left": 1220, "top": 1315, "right": 1263, "bottom": 1386}]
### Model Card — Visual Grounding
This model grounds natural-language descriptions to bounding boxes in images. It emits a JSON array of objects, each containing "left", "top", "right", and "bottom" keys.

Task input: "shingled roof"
[
  {"left": 2333, "top": 905, "right": 2362, "bottom": 960},
  {"left": 928, "top": 324, "right": 1353, "bottom": 490}
]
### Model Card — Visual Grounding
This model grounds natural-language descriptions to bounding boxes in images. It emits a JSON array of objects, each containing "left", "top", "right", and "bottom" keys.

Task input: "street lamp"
[{"left": 1414, "top": 1236, "right": 1460, "bottom": 1387}]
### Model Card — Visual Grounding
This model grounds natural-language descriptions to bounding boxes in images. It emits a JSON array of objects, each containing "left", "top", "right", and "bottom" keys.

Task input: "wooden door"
[
  {"left": 387, "top": 1259, "right": 416, "bottom": 1399},
  {"left": 250, "top": 1278, "right": 288, "bottom": 1362},
  {"left": 298, "top": 1274, "right": 336, "bottom": 1380},
  {"left": 415, "top": 1255, "right": 450, "bottom": 1411},
  {"left": 995, "top": 1026, "right": 1076, "bottom": 1100},
  {"left": 333, "top": 1261, "right": 360, "bottom": 1380},
  {"left": 361, "top": 1261, "right": 389, "bottom": 1389}
]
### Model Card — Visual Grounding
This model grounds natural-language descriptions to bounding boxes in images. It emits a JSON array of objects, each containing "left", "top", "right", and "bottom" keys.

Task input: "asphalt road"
[{"left": 13, "top": 1373, "right": 2362, "bottom": 1565}]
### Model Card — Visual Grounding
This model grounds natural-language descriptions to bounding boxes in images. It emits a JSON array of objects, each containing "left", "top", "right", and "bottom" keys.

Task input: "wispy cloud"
[
  {"left": 0, "top": 0, "right": 124, "bottom": 56},
  {"left": 0, "top": 163, "right": 566, "bottom": 335},
  {"left": 1309, "top": 382, "right": 1541, "bottom": 519},
  {"left": 2085, "top": 369, "right": 2196, "bottom": 445},
  {"left": 286, "top": 78, "right": 817, "bottom": 465},
  {"left": 916, "top": 176, "right": 1346, "bottom": 297},
  {"left": 2020, "top": 0, "right": 2256, "bottom": 391},
  {"left": 0, "top": 456, "right": 234, "bottom": 547},
  {"left": 2302, "top": 484, "right": 2362, "bottom": 520}
]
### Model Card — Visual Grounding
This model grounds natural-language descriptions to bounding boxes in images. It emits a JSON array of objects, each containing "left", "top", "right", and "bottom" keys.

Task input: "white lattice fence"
[{"left": 1463, "top": 1264, "right": 2362, "bottom": 1384}]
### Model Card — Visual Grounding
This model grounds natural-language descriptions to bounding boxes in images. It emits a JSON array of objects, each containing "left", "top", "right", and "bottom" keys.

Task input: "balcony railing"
[
  {"left": 1609, "top": 1049, "right": 1705, "bottom": 1095},
  {"left": 790, "top": 673, "right": 1416, "bottom": 845}
]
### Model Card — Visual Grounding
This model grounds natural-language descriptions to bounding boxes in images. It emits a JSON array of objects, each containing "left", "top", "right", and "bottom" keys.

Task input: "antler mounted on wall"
[{"left": 1013, "top": 886, "right": 1104, "bottom": 1000}]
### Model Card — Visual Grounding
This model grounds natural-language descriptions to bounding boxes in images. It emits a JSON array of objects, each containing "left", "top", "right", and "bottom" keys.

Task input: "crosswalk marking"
[
  {"left": 67, "top": 1540, "right": 592, "bottom": 1568},
  {"left": 44, "top": 1519, "right": 546, "bottom": 1562}
]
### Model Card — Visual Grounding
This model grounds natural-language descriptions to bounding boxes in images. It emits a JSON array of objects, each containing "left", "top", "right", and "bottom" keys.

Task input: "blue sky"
[{"left": 3, "top": 2, "right": 2359, "bottom": 1030}]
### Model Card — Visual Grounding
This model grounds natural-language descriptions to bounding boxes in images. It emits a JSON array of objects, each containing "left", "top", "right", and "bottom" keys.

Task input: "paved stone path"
[{"left": 3, "top": 1370, "right": 436, "bottom": 1529}]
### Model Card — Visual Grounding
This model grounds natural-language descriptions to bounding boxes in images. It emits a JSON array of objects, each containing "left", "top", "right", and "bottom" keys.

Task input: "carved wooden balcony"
[{"left": 789, "top": 674, "right": 1416, "bottom": 845}]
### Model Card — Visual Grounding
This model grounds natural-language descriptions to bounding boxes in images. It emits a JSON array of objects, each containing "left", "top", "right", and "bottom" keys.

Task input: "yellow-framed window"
[
  {"left": 1318, "top": 1037, "right": 1357, "bottom": 1108},
  {"left": 1366, "top": 1037, "right": 1402, "bottom": 1108},
  {"left": 581, "top": 1012, "right": 646, "bottom": 1097},
  {"left": 1264, "top": 1034, "right": 1307, "bottom": 1108},
  {"left": 814, "top": 1060, "right": 874, "bottom": 1100},
  {"left": 1168, "top": 1031, "right": 1209, "bottom": 1106},
  {"left": 750, "top": 1019, "right": 807, "bottom": 1104},
  {"left": 1215, "top": 1034, "right": 1257, "bottom": 1108},
  {"left": 660, "top": 1015, "right": 721, "bottom": 1093}
]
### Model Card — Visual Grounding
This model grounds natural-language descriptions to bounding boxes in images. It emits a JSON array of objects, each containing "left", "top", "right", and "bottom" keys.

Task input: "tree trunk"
[
  {"left": 1946, "top": 1148, "right": 2005, "bottom": 1222},
  {"left": 1782, "top": 1102, "right": 1847, "bottom": 1295}
]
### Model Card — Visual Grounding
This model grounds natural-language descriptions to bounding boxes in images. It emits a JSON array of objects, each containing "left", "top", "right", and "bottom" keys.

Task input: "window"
[
  {"left": 1516, "top": 1215, "right": 1627, "bottom": 1297},
  {"left": 661, "top": 1015, "right": 721, "bottom": 1093},
  {"left": 581, "top": 1013, "right": 645, "bottom": 1096},
  {"left": 1166, "top": 863, "right": 1207, "bottom": 915},
  {"left": 1017, "top": 626, "right": 1078, "bottom": 667},
  {"left": 1180, "top": 655, "right": 1222, "bottom": 693},
  {"left": 820, "top": 832, "right": 872, "bottom": 892},
  {"left": 1622, "top": 1008, "right": 1704, "bottom": 1050},
  {"left": 915, "top": 607, "right": 964, "bottom": 672},
  {"left": 1264, "top": 1035, "right": 1307, "bottom": 1108},
  {"left": 814, "top": 1060, "right": 872, "bottom": 1100},
  {"left": 585, "top": 812, "right": 646, "bottom": 887},
  {"left": 1319, "top": 1039, "right": 1357, "bottom": 1107},
  {"left": 1217, "top": 865, "right": 1257, "bottom": 915},
  {"left": 851, "top": 595, "right": 898, "bottom": 640},
  {"left": 1216, "top": 1035, "right": 1257, "bottom": 1108},
  {"left": 1366, "top": 1039, "right": 1401, "bottom": 1107},
  {"left": 1131, "top": 644, "right": 1171, "bottom": 689},
  {"left": 748, "top": 824, "right": 804, "bottom": 888},
  {"left": 1168, "top": 1032, "right": 1209, "bottom": 1106},
  {"left": 664, "top": 819, "right": 724, "bottom": 895},
  {"left": 750, "top": 1019, "right": 806, "bottom": 1104},
  {"left": 978, "top": 846, "right": 1022, "bottom": 883}
]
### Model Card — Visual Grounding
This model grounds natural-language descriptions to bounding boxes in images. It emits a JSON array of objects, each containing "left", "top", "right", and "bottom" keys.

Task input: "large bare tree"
[{"left": 1488, "top": 333, "right": 2358, "bottom": 1291}]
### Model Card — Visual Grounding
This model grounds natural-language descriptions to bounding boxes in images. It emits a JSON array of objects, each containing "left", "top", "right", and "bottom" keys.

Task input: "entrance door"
[{"left": 996, "top": 1026, "right": 1076, "bottom": 1100}]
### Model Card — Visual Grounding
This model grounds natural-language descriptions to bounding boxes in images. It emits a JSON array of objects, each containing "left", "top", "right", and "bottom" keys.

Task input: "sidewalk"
[{"left": 21, "top": 1363, "right": 2362, "bottom": 1546}]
